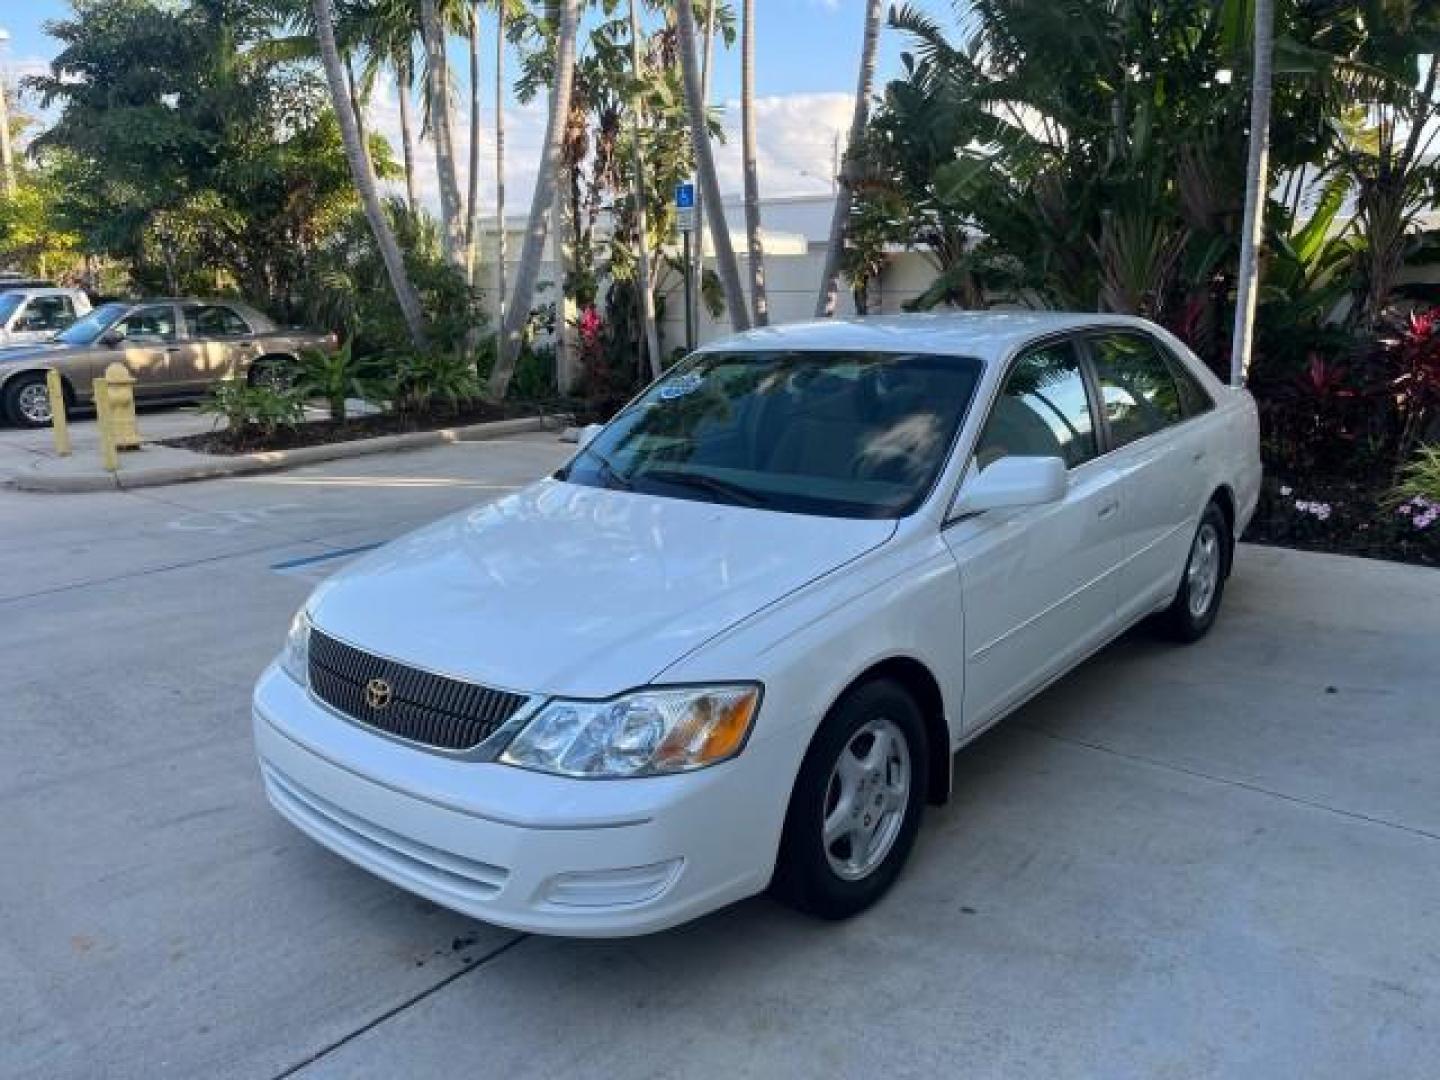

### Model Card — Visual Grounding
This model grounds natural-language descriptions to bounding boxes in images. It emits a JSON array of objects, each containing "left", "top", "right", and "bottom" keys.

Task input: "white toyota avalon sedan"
[{"left": 253, "top": 313, "right": 1261, "bottom": 936}]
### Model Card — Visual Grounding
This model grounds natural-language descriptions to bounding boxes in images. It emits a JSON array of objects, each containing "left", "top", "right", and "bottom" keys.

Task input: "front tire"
[
  {"left": 1159, "top": 501, "right": 1229, "bottom": 642},
  {"left": 772, "top": 679, "right": 928, "bottom": 919},
  {"left": 3, "top": 372, "right": 60, "bottom": 428}
]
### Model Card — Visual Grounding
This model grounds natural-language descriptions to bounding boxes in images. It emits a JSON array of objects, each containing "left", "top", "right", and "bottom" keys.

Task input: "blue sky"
[
  {"left": 3, "top": 0, "right": 915, "bottom": 95},
  {"left": 1, "top": 1, "right": 931, "bottom": 205}
]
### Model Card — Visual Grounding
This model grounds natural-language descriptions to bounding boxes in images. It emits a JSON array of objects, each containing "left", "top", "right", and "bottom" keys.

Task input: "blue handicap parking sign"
[{"left": 675, "top": 182, "right": 696, "bottom": 209}]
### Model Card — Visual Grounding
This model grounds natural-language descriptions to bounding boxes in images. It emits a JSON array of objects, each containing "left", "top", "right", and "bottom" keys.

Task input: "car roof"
[{"left": 697, "top": 311, "right": 1164, "bottom": 362}]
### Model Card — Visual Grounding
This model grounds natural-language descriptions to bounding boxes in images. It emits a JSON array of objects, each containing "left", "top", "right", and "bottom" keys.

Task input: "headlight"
[
  {"left": 500, "top": 685, "right": 761, "bottom": 778},
  {"left": 280, "top": 609, "right": 311, "bottom": 686}
]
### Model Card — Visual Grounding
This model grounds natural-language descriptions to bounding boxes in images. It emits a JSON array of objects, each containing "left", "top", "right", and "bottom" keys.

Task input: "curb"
[{"left": 11, "top": 415, "right": 562, "bottom": 493}]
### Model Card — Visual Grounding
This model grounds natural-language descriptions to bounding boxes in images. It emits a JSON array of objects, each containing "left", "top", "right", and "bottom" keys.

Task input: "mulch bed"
[
  {"left": 159, "top": 401, "right": 573, "bottom": 456},
  {"left": 1243, "top": 473, "right": 1440, "bottom": 568}
]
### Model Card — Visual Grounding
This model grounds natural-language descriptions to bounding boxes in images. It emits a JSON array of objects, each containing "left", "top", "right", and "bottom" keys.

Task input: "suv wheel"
[{"left": 3, "top": 373, "right": 59, "bottom": 428}]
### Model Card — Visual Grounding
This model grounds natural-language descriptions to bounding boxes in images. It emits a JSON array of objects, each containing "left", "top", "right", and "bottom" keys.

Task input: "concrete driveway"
[{"left": 3, "top": 432, "right": 1438, "bottom": 1080}]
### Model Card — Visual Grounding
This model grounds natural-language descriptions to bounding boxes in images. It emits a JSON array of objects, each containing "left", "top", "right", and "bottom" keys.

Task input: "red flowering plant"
[{"left": 1386, "top": 308, "right": 1440, "bottom": 462}]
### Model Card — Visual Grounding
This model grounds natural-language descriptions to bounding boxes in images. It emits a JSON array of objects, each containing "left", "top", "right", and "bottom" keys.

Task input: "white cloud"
[{"left": 362, "top": 86, "right": 856, "bottom": 218}]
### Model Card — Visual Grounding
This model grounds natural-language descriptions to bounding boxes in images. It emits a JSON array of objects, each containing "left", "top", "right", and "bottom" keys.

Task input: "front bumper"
[{"left": 252, "top": 665, "right": 792, "bottom": 937}]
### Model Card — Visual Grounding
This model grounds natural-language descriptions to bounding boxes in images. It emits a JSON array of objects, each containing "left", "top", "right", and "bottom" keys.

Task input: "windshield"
[
  {"left": 0, "top": 294, "right": 22, "bottom": 325},
  {"left": 562, "top": 349, "right": 983, "bottom": 519},
  {"left": 56, "top": 302, "right": 128, "bottom": 345}
]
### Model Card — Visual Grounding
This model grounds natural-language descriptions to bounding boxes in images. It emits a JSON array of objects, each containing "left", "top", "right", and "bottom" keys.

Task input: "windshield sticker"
[{"left": 658, "top": 372, "right": 704, "bottom": 400}]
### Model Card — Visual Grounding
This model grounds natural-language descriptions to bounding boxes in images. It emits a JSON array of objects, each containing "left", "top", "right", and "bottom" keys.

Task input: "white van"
[{"left": 0, "top": 288, "right": 94, "bottom": 347}]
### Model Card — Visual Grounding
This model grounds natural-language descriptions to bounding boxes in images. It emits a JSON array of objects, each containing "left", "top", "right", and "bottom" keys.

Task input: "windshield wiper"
[
  {"left": 561, "top": 441, "right": 633, "bottom": 491},
  {"left": 638, "top": 469, "right": 772, "bottom": 508}
]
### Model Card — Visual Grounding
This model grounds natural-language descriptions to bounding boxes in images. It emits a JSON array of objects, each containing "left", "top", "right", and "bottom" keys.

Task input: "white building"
[{"left": 474, "top": 190, "right": 938, "bottom": 387}]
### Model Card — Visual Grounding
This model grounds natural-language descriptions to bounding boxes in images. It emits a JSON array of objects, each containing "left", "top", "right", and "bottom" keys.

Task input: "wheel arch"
[
  {"left": 1209, "top": 484, "right": 1237, "bottom": 576},
  {"left": 828, "top": 656, "right": 952, "bottom": 806},
  {"left": 1, "top": 365, "right": 79, "bottom": 405},
  {"left": 247, "top": 352, "right": 299, "bottom": 382}
]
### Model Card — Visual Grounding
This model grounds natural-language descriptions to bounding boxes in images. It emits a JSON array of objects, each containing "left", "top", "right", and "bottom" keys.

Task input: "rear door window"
[
  {"left": 184, "top": 304, "right": 252, "bottom": 338},
  {"left": 1090, "top": 333, "right": 1185, "bottom": 448}
]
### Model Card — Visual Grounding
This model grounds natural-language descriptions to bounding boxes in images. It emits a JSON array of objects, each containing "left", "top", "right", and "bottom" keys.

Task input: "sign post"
[{"left": 676, "top": 181, "right": 696, "bottom": 351}]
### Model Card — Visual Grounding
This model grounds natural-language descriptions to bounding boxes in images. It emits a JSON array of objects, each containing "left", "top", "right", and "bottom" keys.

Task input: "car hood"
[{"left": 308, "top": 479, "right": 896, "bottom": 697}]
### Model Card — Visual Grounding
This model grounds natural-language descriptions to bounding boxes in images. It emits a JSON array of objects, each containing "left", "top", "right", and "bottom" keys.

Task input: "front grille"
[{"left": 308, "top": 628, "right": 528, "bottom": 752}]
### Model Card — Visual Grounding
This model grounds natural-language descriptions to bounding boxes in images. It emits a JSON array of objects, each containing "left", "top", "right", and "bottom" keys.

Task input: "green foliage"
[
  {"left": 1392, "top": 444, "right": 1440, "bottom": 507},
  {"left": 868, "top": 0, "right": 1439, "bottom": 358},
  {"left": 293, "top": 342, "right": 390, "bottom": 422},
  {"left": 0, "top": 165, "right": 84, "bottom": 277},
  {"left": 198, "top": 378, "right": 305, "bottom": 438},
  {"left": 302, "top": 200, "right": 481, "bottom": 358},
  {"left": 27, "top": 0, "right": 371, "bottom": 310},
  {"left": 393, "top": 350, "right": 482, "bottom": 415},
  {"left": 475, "top": 336, "right": 557, "bottom": 402}
]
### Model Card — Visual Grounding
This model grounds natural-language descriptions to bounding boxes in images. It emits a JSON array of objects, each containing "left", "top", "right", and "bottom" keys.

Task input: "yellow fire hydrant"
[{"left": 101, "top": 362, "right": 141, "bottom": 451}]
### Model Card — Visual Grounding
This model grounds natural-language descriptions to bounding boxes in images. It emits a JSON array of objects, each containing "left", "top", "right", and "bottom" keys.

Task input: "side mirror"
[
  {"left": 577, "top": 423, "right": 604, "bottom": 451},
  {"left": 952, "top": 455, "right": 1067, "bottom": 516},
  {"left": 100, "top": 329, "right": 124, "bottom": 347}
]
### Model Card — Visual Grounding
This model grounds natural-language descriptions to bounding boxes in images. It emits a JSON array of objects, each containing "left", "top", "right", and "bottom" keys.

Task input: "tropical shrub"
[
  {"left": 293, "top": 343, "right": 389, "bottom": 422},
  {"left": 393, "top": 350, "right": 481, "bottom": 416},
  {"left": 301, "top": 200, "right": 482, "bottom": 359},
  {"left": 1393, "top": 444, "right": 1440, "bottom": 510},
  {"left": 198, "top": 379, "right": 305, "bottom": 438},
  {"left": 1383, "top": 310, "right": 1440, "bottom": 462}
]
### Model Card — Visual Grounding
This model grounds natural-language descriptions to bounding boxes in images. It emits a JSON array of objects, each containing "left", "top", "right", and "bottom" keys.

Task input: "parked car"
[
  {"left": 0, "top": 287, "right": 94, "bottom": 348},
  {"left": 253, "top": 312, "right": 1262, "bottom": 937},
  {"left": 0, "top": 298, "right": 336, "bottom": 427}
]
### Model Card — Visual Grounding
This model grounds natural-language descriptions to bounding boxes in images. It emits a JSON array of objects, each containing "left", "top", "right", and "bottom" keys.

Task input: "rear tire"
[
  {"left": 3, "top": 372, "right": 60, "bottom": 428},
  {"left": 771, "top": 679, "right": 928, "bottom": 920},
  {"left": 1159, "top": 501, "right": 1229, "bottom": 643}
]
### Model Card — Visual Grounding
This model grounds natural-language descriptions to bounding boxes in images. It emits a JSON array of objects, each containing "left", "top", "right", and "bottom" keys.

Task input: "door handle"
[
  {"left": 1097, "top": 500, "right": 1119, "bottom": 519},
  {"left": 166, "top": 346, "right": 181, "bottom": 354}
]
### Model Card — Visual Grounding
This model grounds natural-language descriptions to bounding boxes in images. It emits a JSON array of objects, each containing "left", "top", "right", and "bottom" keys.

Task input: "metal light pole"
[
  {"left": 1229, "top": 0, "right": 1275, "bottom": 388},
  {"left": 0, "top": 29, "right": 16, "bottom": 198}
]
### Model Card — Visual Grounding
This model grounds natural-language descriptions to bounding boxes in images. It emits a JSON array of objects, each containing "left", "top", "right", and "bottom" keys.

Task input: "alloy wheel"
[
  {"left": 17, "top": 382, "right": 54, "bottom": 425},
  {"left": 822, "top": 716, "right": 912, "bottom": 881},
  {"left": 1187, "top": 521, "right": 1222, "bottom": 620}
]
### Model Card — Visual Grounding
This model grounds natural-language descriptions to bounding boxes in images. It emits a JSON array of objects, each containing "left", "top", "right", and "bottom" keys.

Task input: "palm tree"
[
  {"left": 815, "top": 0, "right": 882, "bottom": 318},
  {"left": 1229, "top": 0, "right": 1274, "bottom": 387},
  {"left": 629, "top": 0, "right": 662, "bottom": 378},
  {"left": 488, "top": 0, "right": 581, "bottom": 399},
  {"left": 311, "top": 0, "right": 429, "bottom": 346},
  {"left": 419, "top": 0, "right": 467, "bottom": 268},
  {"left": 676, "top": 0, "right": 750, "bottom": 331},
  {"left": 691, "top": 0, "right": 717, "bottom": 341},
  {"left": 740, "top": 0, "right": 767, "bottom": 325},
  {"left": 394, "top": 46, "right": 421, "bottom": 210},
  {"left": 464, "top": 2, "right": 483, "bottom": 284}
]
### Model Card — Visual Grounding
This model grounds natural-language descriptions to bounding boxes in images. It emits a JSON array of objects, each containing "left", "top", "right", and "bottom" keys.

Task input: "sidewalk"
[{"left": 2, "top": 409, "right": 562, "bottom": 492}]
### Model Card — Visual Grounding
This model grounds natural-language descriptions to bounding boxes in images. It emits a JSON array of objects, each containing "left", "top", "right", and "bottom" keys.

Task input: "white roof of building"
[{"left": 699, "top": 311, "right": 1162, "bottom": 361}]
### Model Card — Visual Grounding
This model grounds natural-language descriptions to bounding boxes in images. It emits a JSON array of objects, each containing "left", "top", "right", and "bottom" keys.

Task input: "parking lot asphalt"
[{"left": 3, "top": 428, "right": 1439, "bottom": 1080}]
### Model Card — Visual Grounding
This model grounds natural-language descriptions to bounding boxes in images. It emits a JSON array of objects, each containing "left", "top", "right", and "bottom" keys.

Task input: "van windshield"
[{"left": 562, "top": 350, "right": 983, "bottom": 519}]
